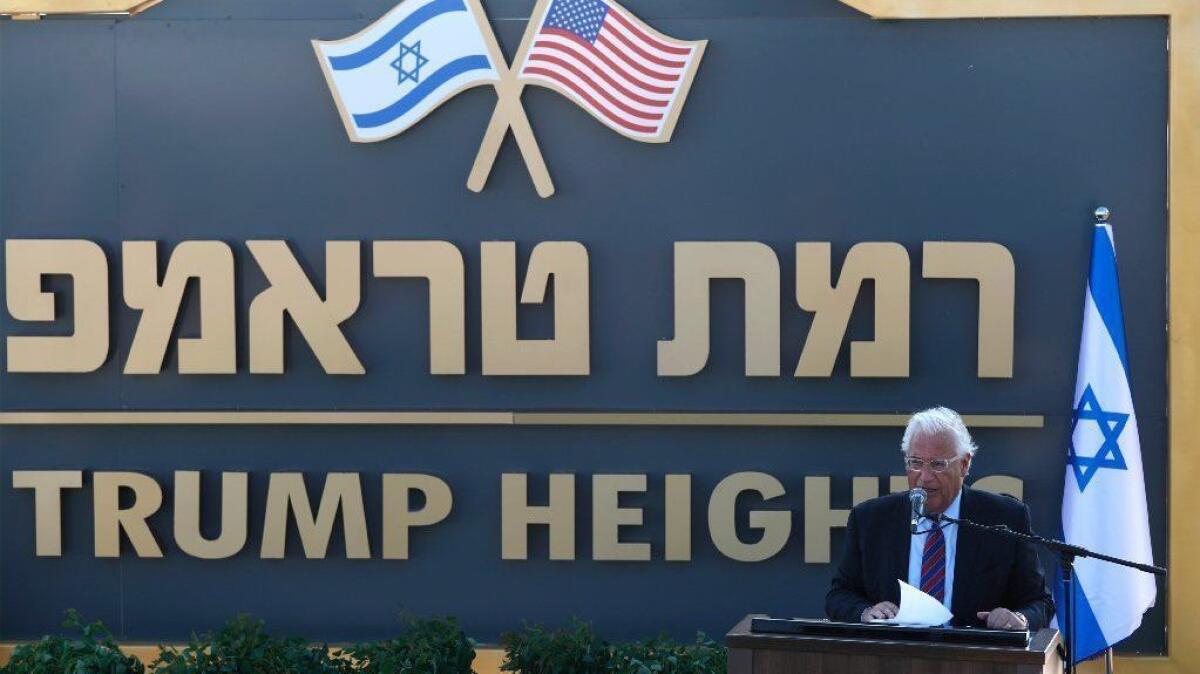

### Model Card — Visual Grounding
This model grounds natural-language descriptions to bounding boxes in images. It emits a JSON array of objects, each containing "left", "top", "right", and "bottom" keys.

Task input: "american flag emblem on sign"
[{"left": 515, "top": 0, "right": 706, "bottom": 142}]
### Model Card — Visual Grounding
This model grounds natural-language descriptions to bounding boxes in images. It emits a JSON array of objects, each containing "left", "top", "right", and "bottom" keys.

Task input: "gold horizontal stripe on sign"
[
  {"left": 0, "top": 411, "right": 515, "bottom": 425},
  {"left": 0, "top": 411, "right": 1043, "bottom": 427},
  {"left": 516, "top": 413, "right": 1043, "bottom": 427}
]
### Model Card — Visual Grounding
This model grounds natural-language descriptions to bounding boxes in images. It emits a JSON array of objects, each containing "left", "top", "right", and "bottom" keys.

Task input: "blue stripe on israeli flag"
[
  {"left": 1087, "top": 227, "right": 1130, "bottom": 378},
  {"left": 353, "top": 55, "right": 493, "bottom": 128},
  {"left": 313, "top": 0, "right": 500, "bottom": 142},
  {"left": 328, "top": 0, "right": 467, "bottom": 71},
  {"left": 1053, "top": 573, "right": 1111, "bottom": 662}
]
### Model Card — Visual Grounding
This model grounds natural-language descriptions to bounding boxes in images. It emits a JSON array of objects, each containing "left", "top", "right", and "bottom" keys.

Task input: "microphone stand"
[{"left": 933, "top": 513, "right": 1166, "bottom": 674}]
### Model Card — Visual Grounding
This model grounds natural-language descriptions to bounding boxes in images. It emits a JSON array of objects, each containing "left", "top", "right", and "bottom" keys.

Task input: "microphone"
[{"left": 909, "top": 488, "right": 927, "bottom": 534}]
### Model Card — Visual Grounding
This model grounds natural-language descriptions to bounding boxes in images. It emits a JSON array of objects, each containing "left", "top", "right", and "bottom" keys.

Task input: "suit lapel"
[
  {"left": 951, "top": 487, "right": 982, "bottom": 620},
  {"left": 887, "top": 495, "right": 910, "bottom": 604}
]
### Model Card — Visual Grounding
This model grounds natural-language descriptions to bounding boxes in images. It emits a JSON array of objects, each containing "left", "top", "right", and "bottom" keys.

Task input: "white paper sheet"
[{"left": 870, "top": 580, "right": 954, "bottom": 627}]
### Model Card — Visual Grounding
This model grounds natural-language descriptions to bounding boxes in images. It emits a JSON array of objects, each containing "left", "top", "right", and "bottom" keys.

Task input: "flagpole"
[
  {"left": 465, "top": 0, "right": 555, "bottom": 198},
  {"left": 1099, "top": 211, "right": 1118, "bottom": 674},
  {"left": 1063, "top": 552, "right": 1077, "bottom": 674}
]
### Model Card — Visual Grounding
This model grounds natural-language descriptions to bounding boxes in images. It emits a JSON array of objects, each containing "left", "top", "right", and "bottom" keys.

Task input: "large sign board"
[{"left": 0, "top": 0, "right": 1168, "bottom": 654}]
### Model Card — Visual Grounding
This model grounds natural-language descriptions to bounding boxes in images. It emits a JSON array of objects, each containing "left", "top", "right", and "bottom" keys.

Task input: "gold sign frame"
[{"left": 0, "top": 0, "right": 157, "bottom": 17}]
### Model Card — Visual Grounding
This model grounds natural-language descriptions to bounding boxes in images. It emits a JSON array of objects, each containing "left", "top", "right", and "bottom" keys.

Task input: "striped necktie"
[{"left": 920, "top": 525, "right": 946, "bottom": 602}]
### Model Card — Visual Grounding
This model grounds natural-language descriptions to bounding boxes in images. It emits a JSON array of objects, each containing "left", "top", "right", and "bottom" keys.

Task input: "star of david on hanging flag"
[
  {"left": 391, "top": 41, "right": 429, "bottom": 85},
  {"left": 1066, "top": 384, "right": 1129, "bottom": 491}
]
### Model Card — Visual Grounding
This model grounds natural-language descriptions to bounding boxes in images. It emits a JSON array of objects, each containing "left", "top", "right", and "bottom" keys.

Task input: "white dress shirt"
[{"left": 907, "top": 489, "right": 962, "bottom": 616}]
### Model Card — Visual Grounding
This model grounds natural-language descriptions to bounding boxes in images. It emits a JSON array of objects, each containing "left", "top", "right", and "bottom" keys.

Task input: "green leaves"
[
  {"left": 606, "top": 633, "right": 725, "bottom": 674},
  {"left": 4, "top": 612, "right": 725, "bottom": 674},
  {"left": 149, "top": 614, "right": 352, "bottom": 674},
  {"left": 500, "top": 620, "right": 608, "bottom": 674},
  {"left": 3, "top": 610, "right": 144, "bottom": 674},
  {"left": 341, "top": 616, "right": 476, "bottom": 674},
  {"left": 4, "top": 613, "right": 474, "bottom": 674},
  {"left": 500, "top": 622, "right": 725, "bottom": 674}
]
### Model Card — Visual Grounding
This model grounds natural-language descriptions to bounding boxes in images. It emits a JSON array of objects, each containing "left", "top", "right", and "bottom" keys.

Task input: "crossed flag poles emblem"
[
  {"left": 312, "top": 0, "right": 706, "bottom": 198},
  {"left": 464, "top": 0, "right": 555, "bottom": 198}
]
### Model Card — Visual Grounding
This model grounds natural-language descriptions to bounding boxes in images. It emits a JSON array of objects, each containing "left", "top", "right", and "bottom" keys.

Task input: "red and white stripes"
[{"left": 518, "top": 0, "right": 703, "bottom": 140}]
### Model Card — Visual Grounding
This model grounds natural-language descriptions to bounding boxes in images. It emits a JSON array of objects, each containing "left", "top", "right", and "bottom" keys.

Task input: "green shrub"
[
  {"left": 341, "top": 616, "right": 476, "bottom": 674},
  {"left": 500, "top": 620, "right": 609, "bottom": 674},
  {"left": 501, "top": 623, "right": 727, "bottom": 674},
  {"left": 606, "top": 633, "right": 726, "bottom": 674},
  {"left": 4, "top": 610, "right": 726, "bottom": 674},
  {"left": 2, "top": 609, "right": 145, "bottom": 674},
  {"left": 149, "top": 614, "right": 351, "bottom": 674}
]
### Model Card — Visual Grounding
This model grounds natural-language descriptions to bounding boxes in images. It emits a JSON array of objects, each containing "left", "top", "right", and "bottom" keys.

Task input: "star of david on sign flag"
[
  {"left": 312, "top": 0, "right": 707, "bottom": 198},
  {"left": 391, "top": 41, "right": 429, "bottom": 84},
  {"left": 1054, "top": 214, "right": 1156, "bottom": 664},
  {"left": 1067, "top": 385, "right": 1128, "bottom": 491}
]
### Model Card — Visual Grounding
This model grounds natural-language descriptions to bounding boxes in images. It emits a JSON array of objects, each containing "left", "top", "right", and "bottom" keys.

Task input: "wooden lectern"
[{"left": 726, "top": 615, "right": 1062, "bottom": 674}]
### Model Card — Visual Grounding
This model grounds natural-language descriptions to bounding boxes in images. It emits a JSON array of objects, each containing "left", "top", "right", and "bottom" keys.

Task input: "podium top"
[
  {"left": 726, "top": 615, "right": 1060, "bottom": 666},
  {"left": 750, "top": 617, "right": 1029, "bottom": 647}
]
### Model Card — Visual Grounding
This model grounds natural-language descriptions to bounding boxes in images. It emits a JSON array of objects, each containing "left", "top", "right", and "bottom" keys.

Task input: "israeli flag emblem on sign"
[{"left": 312, "top": 0, "right": 501, "bottom": 142}]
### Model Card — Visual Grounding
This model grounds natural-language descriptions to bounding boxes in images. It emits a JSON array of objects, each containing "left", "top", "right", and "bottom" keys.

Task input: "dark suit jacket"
[{"left": 825, "top": 487, "right": 1055, "bottom": 630}]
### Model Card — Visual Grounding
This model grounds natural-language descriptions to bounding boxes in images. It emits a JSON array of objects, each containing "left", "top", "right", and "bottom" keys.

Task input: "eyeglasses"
[{"left": 903, "top": 456, "right": 962, "bottom": 473}]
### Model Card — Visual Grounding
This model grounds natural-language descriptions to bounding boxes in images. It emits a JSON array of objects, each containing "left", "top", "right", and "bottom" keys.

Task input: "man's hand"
[
  {"left": 861, "top": 601, "right": 899, "bottom": 622},
  {"left": 977, "top": 607, "right": 1028, "bottom": 631}
]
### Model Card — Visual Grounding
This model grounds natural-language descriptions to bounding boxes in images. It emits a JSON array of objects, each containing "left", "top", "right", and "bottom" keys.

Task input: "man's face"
[{"left": 905, "top": 432, "right": 971, "bottom": 514}]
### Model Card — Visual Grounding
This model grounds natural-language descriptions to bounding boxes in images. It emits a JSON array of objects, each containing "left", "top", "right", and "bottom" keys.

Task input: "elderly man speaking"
[{"left": 825, "top": 407, "right": 1055, "bottom": 631}]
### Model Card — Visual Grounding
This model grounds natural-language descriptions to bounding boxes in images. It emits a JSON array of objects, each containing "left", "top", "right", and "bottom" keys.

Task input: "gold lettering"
[
  {"left": 923, "top": 242, "right": 1015, "bottom": 378},
  {"left": 5, "top": 240, "right": 109, "bottom": 372},
  {"left": 972, "top": 474, "right": 1024, "bottom": 500},
  {"left": 803, "top": 476, "right": 879, "bottom": 563},
  {"left": 708, "top": 471, "right": 790, "bottom": 562},
  {"left": 173, "top": 471, "right": 248, "bottom": 559},
  {"left": 795, "top": 242, "right": 910, "bottom": 377},
  {"left": 592, "top": 474, "right": 649, "bottom": 561},
  {"left": 12, "top": 470, "right": 83, "bottom": 556},
  {"left": 658, "top": 242, "right": 781, "bottom": 377},
  {"left": 481, "top": 242, "right": 590, "bottom": 375},
  {"left": 373, "top": 242, "right": 466, "bottom": 375},
  {"left": 248, "top": 241, "right": 364, "bottom": 374},
  {"left": 664, "top": 474, "right": 691, "bottom": 561},
  {"left": 260, "top": 473, "right": 370, "bottom": 559},
  {"left": 123, "top": 241, "right": 236, "bottom": 374},
  {"left": 382, "top": 473, "right": 453, "bottom": 560},
  {"left": 501, "top": 473, "right": 575, "bottom": 560},
  {"left": 94, "top": 472, "right": 164, "bottom": 558}
]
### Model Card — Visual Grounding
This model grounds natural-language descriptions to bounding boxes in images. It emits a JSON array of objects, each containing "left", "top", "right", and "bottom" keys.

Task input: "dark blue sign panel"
[{"left": 0, "top": 0, "right": 1167, "bottom": 653}]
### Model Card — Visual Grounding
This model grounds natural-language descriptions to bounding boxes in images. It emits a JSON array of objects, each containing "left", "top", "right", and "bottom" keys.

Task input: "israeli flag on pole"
[
  {"left": 312, "top": 0, "right": 501, "bottom": 142},
  {"left": 1055, "top": 217, "right": 1157, "bottom": 662}
]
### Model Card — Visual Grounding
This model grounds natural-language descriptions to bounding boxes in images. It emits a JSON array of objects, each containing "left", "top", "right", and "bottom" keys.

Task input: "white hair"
[{"left": 900, "top": 406, "right": 978, "bottom": 458}]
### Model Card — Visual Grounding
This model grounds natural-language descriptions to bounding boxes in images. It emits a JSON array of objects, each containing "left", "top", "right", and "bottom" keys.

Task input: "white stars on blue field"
[{"left": 544, "top": 0, "right": 609, "bottom": 43}]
